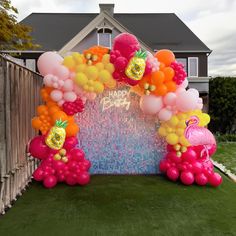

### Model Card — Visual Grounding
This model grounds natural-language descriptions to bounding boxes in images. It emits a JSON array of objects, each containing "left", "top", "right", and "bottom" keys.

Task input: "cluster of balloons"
[
  {"left": 29, "top": 32, "right": 222, "bottom": 188},
  {"left": 30, "top": 136, "right": 90, "bottom": 188},
  {"left": 159, "top": 144, "right": 222, "bottom": 187}
]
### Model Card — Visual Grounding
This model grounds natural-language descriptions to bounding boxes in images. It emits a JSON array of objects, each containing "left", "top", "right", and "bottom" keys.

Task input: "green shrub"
[
  {"left": 215, "top": 133, "right": 236, "bottom": 142},
  {"left": 209, "top": 77, "right": 236, "bottom": 134}
]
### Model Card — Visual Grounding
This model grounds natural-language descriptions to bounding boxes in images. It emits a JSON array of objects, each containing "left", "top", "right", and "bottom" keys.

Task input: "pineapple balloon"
[
  {"left": 45, "top": 119, "right": 68, "bottom": 150},
  {"left": 125, "top": 50, "right": 147, "bottom": 81}
]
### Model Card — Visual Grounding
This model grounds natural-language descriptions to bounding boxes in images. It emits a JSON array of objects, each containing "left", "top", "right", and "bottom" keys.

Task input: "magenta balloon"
[
  {"left": 66, "top": 173, "right": 77, "bottom": 186},
  {"left": 37, "top": 52, "right": 63, "bottom": 76},
  {"left": 192, "top": 161, "right": 203, "bottom": 174},
  {"left": 43, "top": 175, "right": 57, "bottom": 188},
  {"left": 52, "top": 160, "right": 66, "bottom": 171},
  {"left": 57, "top": 174, "right": 66, "bottom": 182},
  {"left": 181, "top": 148, "right": 197, "bottom": 163},
  {"left": 195, "top": 173, "right": 208, "bottom": 186},
  {"left": 77, "top": 172, "right": 90, "bottom": 185},
  {"left": 208, "top": 144, "right": 217, "bottom": 156},
  {"left": 29, "top": 136, "right": 49, "bottom": 159},
  {"left": 82, "top": 159, "right": 91, "bottom": 171},
  {"left": 114, "top": 56, "right": 128, "bottom": 72},
  {"left": 180, "top": 171, "right": 194, "bottom": 185},
  {"left": 33, "top": 168, "right": 44, "bottom": 181},
  {"left": 70, "top": 148, "right": 85, "bottom": 162},
  {"left": 159, "top": 160, "right": 168, "bottom": 173},
  {"left": 167, "top": 167, "right": 179, "bottom": 181},
  {"left": 208, "top": 173, "right": 223, "bottom": 187},
  {"left": 166, "top": 151, "right": 181, "bottom": 163}
]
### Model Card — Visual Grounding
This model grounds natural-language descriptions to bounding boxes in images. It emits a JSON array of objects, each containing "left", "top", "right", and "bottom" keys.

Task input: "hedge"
[{"left": 209, "top": 77, "right": 236, "bottom": 134}]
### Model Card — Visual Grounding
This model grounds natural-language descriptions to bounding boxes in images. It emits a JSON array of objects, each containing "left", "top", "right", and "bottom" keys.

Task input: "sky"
[{"left": 11, "top": 0, "right": 236, "bottom": 77}]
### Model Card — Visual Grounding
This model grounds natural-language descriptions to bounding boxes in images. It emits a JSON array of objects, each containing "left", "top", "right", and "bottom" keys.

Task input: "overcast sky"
[{"left": 12, "top": 0, "right": 236, "bottom": 76}]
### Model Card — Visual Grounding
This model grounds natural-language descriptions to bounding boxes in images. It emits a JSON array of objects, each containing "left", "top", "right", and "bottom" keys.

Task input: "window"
[
  {"left": 176, "top": 58, "right": 187, "bottom": 70},
  {"left": 97, "top": 28, "right": 112, "bottom": 48},
  {"left": 26, "top": 59, "right": 36, "bottom": 71},
  {"left": 188, "top": 57, "right": 198, "bottom": 77}
]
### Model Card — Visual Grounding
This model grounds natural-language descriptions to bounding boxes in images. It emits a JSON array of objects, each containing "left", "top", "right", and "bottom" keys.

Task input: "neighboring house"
[{"left": 1, "top": 4, "right": 211, "bottom": 107}]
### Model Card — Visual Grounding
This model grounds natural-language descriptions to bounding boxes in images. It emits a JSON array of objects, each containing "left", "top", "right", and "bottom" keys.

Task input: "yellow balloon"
[
  {"left": 75, "top": 73, "right": 88, "bottom": 86},
  {"left": 102, "top": 54, "right": 110, "bottom": 64},
  {"left": 179, "top": 135, "right": 190, "bottom": 147},
  {"left": 105, "top": 63, "right": 115, "bottom": 73},
  {"left": 168, "top": 116, "right": 179, "bottom": 127},
  {"left": 105, "top": 78, "right": 117, "bottom": 89},
  {"left": 93, "top": 81, "right": 104, "bottom": 94},
  {"left": 63, "top": 56, "right": 75, "bottom": 69},
  {"left": 98, "top": 70, "right": 111, "bottom": 83},
  {"left": 85, "top": 66, "right": 98, "bottom": 80},
  {"left": 158, "top": 127, "right": 167, "bottom": 137},
  {"left": 176, "top": 128, "right": 184, "bottom": 136},
  {"left": 166, "top": 133, "right": 179, "bottom": 145},
  {"left": 177, "top": 120, "right": 186, "bottom": 129},
  {"left": 72, "top": 52, "right": 84, "bottom": 64},
  {"left": 76, "top": 64, "right": 86, "bottom": 73},
  {"left": 95, "top": 62, "right": 105, "bottom": 71}
]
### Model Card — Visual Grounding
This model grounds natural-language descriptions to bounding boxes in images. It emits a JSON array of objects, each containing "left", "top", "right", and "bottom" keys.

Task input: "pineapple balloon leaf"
[
  {"left": 45, "top": 119, "right": 68, "bottom": 150},
  {"left": 125, "top": 49, "right": 147, "bottom": 81}
]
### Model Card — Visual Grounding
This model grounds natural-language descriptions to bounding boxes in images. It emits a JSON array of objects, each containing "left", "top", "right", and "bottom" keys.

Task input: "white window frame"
[
  {"left": 97, "top": 33, "right": 112, "bottom": 48},
  {"left": 188, "top": 57, "right": 199, "bottom": 77}
]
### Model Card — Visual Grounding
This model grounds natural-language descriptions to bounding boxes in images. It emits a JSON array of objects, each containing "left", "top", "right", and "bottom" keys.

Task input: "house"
[{"left": 3, "top": 4, "right": 211, "bottom": 105}]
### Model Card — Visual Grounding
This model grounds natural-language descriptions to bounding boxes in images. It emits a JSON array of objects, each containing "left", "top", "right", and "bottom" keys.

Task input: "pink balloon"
[
  {"left": 57, "top": 99, "right": 65, "bottom": 107},
  {"left": 63, "top": 79, "right": 74, "bottom": 91},
  {"left": 43, "top": 74, "right": 54, "bottom": 87},
  {"left": 50, "top": 90, "right": 63, "bottom": 102},
  {"left": 188, "top": 88, "right": 199, "bottom": 98},
  {"left": 208, "top": 144, "right": 217, "bottom": 156},
  {"left": 37, "top": 52, "right": 63, "bottom": 76},
  {"left": 163, "top": 92, "right": 177, "bottom": 106},
  {"left": 166, "top": 152, "right": 181, "bottom": 163},
  {"left": 158, "top": 108, "right": 172, "bottom": 121},
  {"left": 77, "top": 172, "right": 90, "bottom": 185},
  {"left": 53, "top": 65, "right": 69, "bottom": 80},
  {"left": 63, "top": 136, "right": 78, "bottom": 150},
  {"left": 192, "top": 161, "right": 203, "bottom": 174},
  {"left": 114, "top": 57, "right": 128, "bottom": 72},
  {"left": 52, "top": 160, "right": 66, "bottom": 171},
  {"left": 195, "top": 173, "right": 208, "bottom": 186},
  {"left": 63, "top": 91, "right": 77, "bottom": 102},
  {"left": 180, "top": 171, "right": 194, "bottom": 185},
  {"left": 167, "top": 167, "right": 179, "bottom": 181},
  {"left": 208, "top": 173, "right": 222, "bottom": 187},
  {"left": 140, "top": 95, "right": 163, "bottom": 115},
  {"left": 70, "top": 148, "right": 85, "bottom": 162},
  {"left": 159, "top": 160, "right": 169, "bottom": 173},
  {"left": 178, "top": 79, "right": 188, "bottom": 88},
  {"left": 176, "top": 90, "right": 198, "bottom": 112},
  {"left": 33, "top": 167, "right": 44, "bottom": 181},
  {"left": 29, "top": 136, "right": 49, "bottom": 159},
  {"left": 82, "top": 159, "right": 91, "bottom": 171},
  {"left": 43, "top": 175, "right": 57, "bottom": 188}
]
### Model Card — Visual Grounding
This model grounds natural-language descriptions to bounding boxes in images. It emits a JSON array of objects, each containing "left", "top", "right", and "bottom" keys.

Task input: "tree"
[{"left": 0, "top": 0, "right": 40, "bottom": 50}]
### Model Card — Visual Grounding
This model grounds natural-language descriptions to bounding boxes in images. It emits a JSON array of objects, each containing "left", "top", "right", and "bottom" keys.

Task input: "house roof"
[{"left": 21, "top": 13, "right": 211, "bottom": 53}]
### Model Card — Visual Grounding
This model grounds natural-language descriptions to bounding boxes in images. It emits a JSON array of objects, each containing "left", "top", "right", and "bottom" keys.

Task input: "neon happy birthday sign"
[{"left": 29, "top": 33, "right": 222, "bottom": 188}]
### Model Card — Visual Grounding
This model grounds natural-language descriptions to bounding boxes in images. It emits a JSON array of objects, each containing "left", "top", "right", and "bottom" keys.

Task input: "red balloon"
[
  {"left": 166, "top": 152, "right": 181, "bottom": 163},
  {"left": 43, "top": 175, "right": 57, "bottom": 188},
  {"left": 166, "top": 144, "right": 175, "bottom": 152},
  {"left": 180, "top": 171, "right": 194, "bottom": 185},
  {"left": 52, "top": 160, "right": 66, "bottom": 171},
  {"left": 77, "top": 172, "right": 90, "bottom": 185},
  {"left": 29, "top": 136, "right": 49, "bottom": 159},
  {"left": 166, "top": 167, "right": 179, "bottom": 181},
  {"left": 66, "top": 173, "right": 77, "bottom": 186},
  {"left": 159, "top": 160, "right": 169, "bottom": 173},
  {"left": 208, "top": 173, "right": 223, "bottom": 187},
  {"left": 33, "top": 168, "right": 44, "bottom": 181},
  {"left": 82, "top": 159, "right": 91, "bottom": 171},
  {"left": 63, "top": 136, "right": 78, "bottom": 151},
  {"left": 195, "top": 173, "right": 208, "bottom": 186},
  {"left": 192, "top": 161, "right": 203, "bottom": 174}
]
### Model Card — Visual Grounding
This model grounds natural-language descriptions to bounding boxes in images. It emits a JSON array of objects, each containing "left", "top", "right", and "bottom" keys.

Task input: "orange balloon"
[
  {"left": 159, "top": 62, "right": 166, "bottom": 71},
  {"left": 151, "top": 71, "right": 165, "bottom": 86},
  {"left": 139, "top": 74, "right": 152, "bottom": 89},
  {"left": 47, "top": 101, "right": 57, "bottom": 108},
  {"left": 37, "top": 105, "right": 48, "bottom": 115},
  {"left": 31, "top": 117, "right": 42, "bottom": 129},
  {"left": 153, "top": 84, "right": 168, "bottom": 96},
  {"left": 66, "top": 123, "right": 79, "bottom": 137},
  {"left": 49, "top": 105, "right": 60, "bottom": 115},
  {"left": 165, "top": 81, "right": 177, "bottom": 92},
  {"left": 163, "top": 67, "right": 175, "bottom": 82},
  {"left": 155, "top": 50, "right": 175, "bottom": 66},
  {"left": 130, "top": 85, "right": 144, "bottom": 96},
  {"left": 67, "top": 116, "right": 75, "bottom": 122},
  {"left": 52, "top": 111, "right": 68, "bottom": 124}
]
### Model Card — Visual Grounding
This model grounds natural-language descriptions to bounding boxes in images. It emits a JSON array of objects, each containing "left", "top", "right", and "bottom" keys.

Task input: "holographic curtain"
[{"left": 76, "top": 85, "right": 165, "bottom": 174}]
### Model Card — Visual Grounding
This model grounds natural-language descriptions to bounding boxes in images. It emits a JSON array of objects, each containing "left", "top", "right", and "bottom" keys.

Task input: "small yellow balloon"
[
  {"left": 102, "top": 54, "right": 110, "bottom": 64},
  {"left": 179, "top": 135, "right": 190, "bottom": 147},
  {"left": 105, "top": 63, "right": 115, "bottom": 73},
  {"left": 85, "top": 66, "right": 98, "bottom": 80},
  {"left": 176, "top": 128, "right": 184, "bottom": 136},
  {"left": 75, "top": 73, "right": 88, "bottom": 86},
  {"left": 105, "top": 78, "right": 117, "bottom": 89},
  {"left": 177, "top": 120, "right": 186, "bottom": 129},
  {"left": 166, "top": 133, "right": 179, "bottom": 145},
  {"left": 98, "top": 70, "right": 111, "bottom": 83},
  {"left": 93, "top": 81, "right": 104, "bottom": 94},
  {"left": 95, "top": 62, "right": 105, "bottom": 71},
  {"left": 168, "top": 116, "right": 179, "bottom": 127},
  {"left": 174, "top": 144, "right": 181, "bottom": 151},
  {"left": 76, "top": 64, "right": 86, "bottom": 73},
  {"left": 158, "top": 127, "right": 167, "bottom": 137},
  {"left": 63, "top": 56, "right": 75, "bottom": 69}
]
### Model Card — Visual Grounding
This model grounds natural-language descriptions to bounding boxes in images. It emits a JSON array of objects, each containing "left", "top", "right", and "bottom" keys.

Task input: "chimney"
[{"left": 99, "top": 3, "right": 114, "bottom": 16}]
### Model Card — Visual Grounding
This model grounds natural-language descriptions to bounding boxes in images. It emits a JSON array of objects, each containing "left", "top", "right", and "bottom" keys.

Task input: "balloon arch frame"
[{"left": 29, "top": 33, "right": 222, "bottom": 188}]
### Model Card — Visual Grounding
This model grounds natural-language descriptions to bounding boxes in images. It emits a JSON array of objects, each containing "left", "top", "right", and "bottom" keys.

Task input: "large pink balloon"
[
  {"left": 208, "top": 173, "right": 222, "bottom": 187},
  {"left": 53, "top": 65, "right": 69, "bottom": 80},
  {"left": 77, "top": 172, "right": 90, "bottom": 185},
  {"left": 140, "top": 95, "right": 163, "bottom": 115},
  {"left": 43, "top": 175, "right": 57, "bottom": 188},
  {"left": 195, "top": 173, "right": 208, "bottom": 186},
  {"left": 167, "top": 167, "right": 179, "bottom": 181},
  {"left": 29, "top": 136, "right": 49, "bottom": 159},
  {"left": 37, "top": 52, "right": 63, "bottom": 76},
  {"left": 163, "top": 92, "right": 177, "bottom": 106},
  {"left": 158, "top": 108, "right": 172, "bottom": 121},
  {"left": 33, "top": 167, "right": 44, "bottom": 181},
  {"left": 176, "top": 90, "right": 198, "bottom": 112}
]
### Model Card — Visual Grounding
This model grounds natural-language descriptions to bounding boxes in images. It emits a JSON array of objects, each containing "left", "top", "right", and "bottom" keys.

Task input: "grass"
[
  {"left": 212, "top": 142, "right": 236, "bottom": 174},
  {"left": 0, "top": 174, "right": 236, "bottom": 236}
]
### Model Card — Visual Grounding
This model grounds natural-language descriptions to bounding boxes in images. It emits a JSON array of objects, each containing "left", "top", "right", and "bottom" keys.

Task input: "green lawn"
[
  {"left": 0, "top": 175, "right": 236, "bottom": 236},
  {"left": 212, "top": 142, "right": 236, "bottom": 174}
]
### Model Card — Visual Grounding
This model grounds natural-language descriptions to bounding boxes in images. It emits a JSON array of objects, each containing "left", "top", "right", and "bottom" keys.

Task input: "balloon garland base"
[
  {"left": 159, "top": 144, "right": 222, "bottom": 187},
  {"left": 28, "top": 32, "right": 222, "bottom": 188}
]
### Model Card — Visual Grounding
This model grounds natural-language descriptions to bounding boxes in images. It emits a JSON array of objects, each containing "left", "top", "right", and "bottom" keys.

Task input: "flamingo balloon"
[{"left": 185, "top": 116, "right": 216, "bottom": 158}]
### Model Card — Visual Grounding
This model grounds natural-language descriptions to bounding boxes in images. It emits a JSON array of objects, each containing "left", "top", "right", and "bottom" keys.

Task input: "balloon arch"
[{"left": 29, "top": 33, "right": 222, "bottom": 188}]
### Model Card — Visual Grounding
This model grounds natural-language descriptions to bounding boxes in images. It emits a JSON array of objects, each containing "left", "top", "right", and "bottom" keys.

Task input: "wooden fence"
[{"left": 0, "top": 55, "right": 43, "bottom": 214}]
